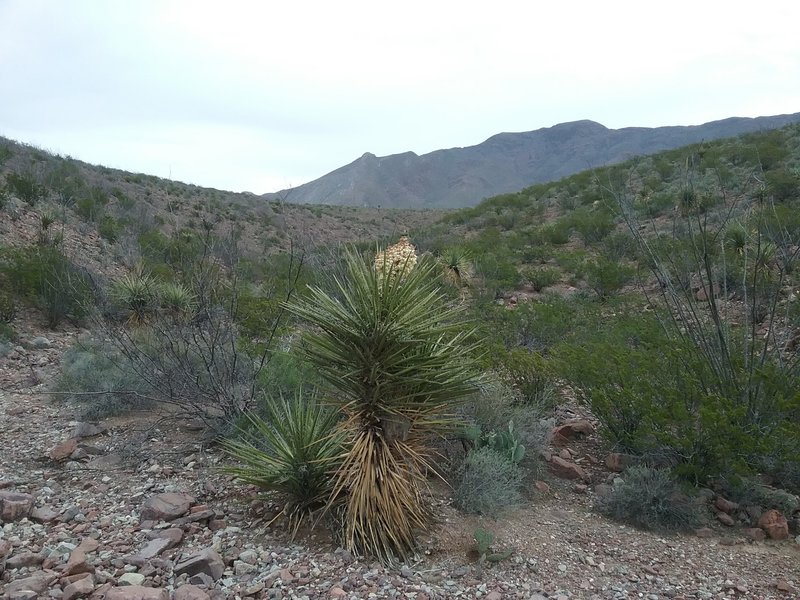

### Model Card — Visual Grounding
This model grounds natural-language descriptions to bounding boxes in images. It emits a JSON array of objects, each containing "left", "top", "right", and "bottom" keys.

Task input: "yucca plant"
[
  {"left": 438, "top": 247, "right": 475, "bottom": 288},
  {"left": 158, "top": 281, "right": 196, "bottom": 320},
  {"left": 221, "top": 395, "right": 343, "bottom": 533},
  {"left": 287, "top": 245, "right": 481, "bottom": 561},
  {"left": 111, "top": 267, "right": 158, "bottom": 324}
]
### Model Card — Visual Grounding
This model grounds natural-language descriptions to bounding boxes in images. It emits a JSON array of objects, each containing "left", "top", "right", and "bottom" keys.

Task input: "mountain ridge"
[{"left": 263, "top": 113, "right": 800, "bottom": 208}]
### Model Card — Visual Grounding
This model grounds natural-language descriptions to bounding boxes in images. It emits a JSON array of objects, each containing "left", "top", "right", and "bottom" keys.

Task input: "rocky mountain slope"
[{"left": 263, "top": 113, "right": 800, "bottom": 209}]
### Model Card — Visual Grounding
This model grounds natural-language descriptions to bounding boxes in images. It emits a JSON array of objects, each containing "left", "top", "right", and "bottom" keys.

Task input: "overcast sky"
[{"left": 1, "top": 1, "right": 798, "bottom": 194}]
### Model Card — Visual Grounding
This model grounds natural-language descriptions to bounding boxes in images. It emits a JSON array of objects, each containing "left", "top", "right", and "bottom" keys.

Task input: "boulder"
[
  {"left": 63, "top": 574, "right": 95, "bottom": 600},
  {"left": 758, "top": 509, "right": 789, "bottom": 540},
  {"left": 173, "top": 548, "right": 225, "bottom": 580},
  {"left": 140, "top": 492, "right": 194, "bottom": 522},
  {"left": 551, "top": 419, "right": 594, "bottom": 446},
  {"left": 0, "top": 490, "right": 34, "bottom": 522},
  {"left": 605, "top": 453, "right": 636, "bottom": 472},
  {"left": 714, "top": 496, "right": 739, "bottom": 514},
  {"left": 174, "top": 585, "right": 212, "bottom": 600},
  {"left": 49, "top": 438, "right": 79, "bottom": 461},
  {"left": 549, "top": 456, "right": 589, "bottom": 481}
]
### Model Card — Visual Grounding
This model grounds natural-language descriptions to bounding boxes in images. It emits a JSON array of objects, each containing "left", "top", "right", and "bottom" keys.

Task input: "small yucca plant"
[
  {"left": 111, "top": 267, "right": 158, "bottom": 324},
  {"left": 159, "top": 282, "right": 196, "bottom": 320},
  {"left": 221, "top": 396, "right": 343, "bottom": 533},
  {"left": 287, "top": 244, "right": 481, "bottom": 561},
  {"left": 438, "top": 247, "right": 474, "bottom": 288}
]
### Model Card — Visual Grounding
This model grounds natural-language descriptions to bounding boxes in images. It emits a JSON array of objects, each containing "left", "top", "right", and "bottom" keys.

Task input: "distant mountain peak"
[{"left": 263, "top": 113, "right": 800, "bottom": 209}]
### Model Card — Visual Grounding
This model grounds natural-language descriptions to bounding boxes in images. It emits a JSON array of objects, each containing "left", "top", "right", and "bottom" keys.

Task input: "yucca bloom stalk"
[{"left": 287, "top": 243, "right": 481, "bottom": 561}]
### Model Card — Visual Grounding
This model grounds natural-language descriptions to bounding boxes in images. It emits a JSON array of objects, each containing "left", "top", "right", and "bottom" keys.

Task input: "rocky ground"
[{"left": 1, "top": 320, "right": 799, "bottom": 600}]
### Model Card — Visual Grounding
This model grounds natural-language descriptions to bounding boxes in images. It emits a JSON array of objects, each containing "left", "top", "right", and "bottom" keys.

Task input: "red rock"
[
  {"left": 140, "top": 492, "right": 194, "bottom": 522},
  {"left": 605, "top": 453, "right": 635, "bottom": 473},
  {"left": 714, "top": 496, "right": 739, "bottom": 514},
  {"left": 63, "top": 574, "right": 95, "bottom": 600},
  {"left": 716, "top": 512, "right": 735, "bottom": 527},
  {"left": 744, "top": 527, "right": 766, "bottom": 541},
  {"left": 758, "top": 509, "right": 789, "bottom": 540},
  {"left": 50, "top": 438, "right": 79, "bottom": 461},
  {"left": 0, "top": 539, "right": 12, "bottom": 557},
  {"left": 558, "top": 449, "right": 572, "bottom": 460},
  {"left": 533, "top": 480, "right": 551, "bottom": 493},
  {"left": 77, "top": 537, "right": 100, "bottom": 553},
  {"left": 208, "top": 519, "right": 227, "bottom": 531},
  {"left": 329, "top": 587, "right": 347, "bottom": 599},
  {"left": 573, "top": 483, "right": 588, "bottom": 494},
  {"left": 189, "top": 504, "right": 209, "bottom": 514},
  {"left": 63, "top": 547, "right": 94, "bottom": 576},
  {"left": 174, "top": 585, "right": 211, "bottom": 600},
  {"left": 776, "top": 580, "right": 795, "bottom": 593},
  {"left": 4, "top": 571, "right": 59, "bottom": 595},
  {"left": 105, "top": 586, "right": 169, "bottom": 600},
  {"left": 549, "top": 456, "right": 589, "bottom": 481},
  {"left": 173, "top": 548, "right": 225, "bottom": 580},
  {"left": 280, "top": 568, "right": 294, "bottom": 583},
  {"left": 551, "top": 419, "right": 594, "bottom": 446},
  {"left": 486, "top": 592, "right": 502, "bottom": 600},
  {"left": 6, "top": 551, "right": 43, "bottom": 569},
  {"left": 147, "top": 527, "right": 183, "bottom": 548},
  {"left": 0, "top": 490, "right": 34, "bottom": 522}
]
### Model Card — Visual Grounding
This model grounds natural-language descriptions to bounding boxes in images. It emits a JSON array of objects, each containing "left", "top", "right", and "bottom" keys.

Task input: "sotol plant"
[{"left": 287, "top": 241, "right": 480, "bottom": 561}]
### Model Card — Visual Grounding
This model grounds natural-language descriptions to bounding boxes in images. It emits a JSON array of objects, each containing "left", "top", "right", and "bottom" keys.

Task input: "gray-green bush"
[{"left": 454, "top": 447, "right": 523, "bottom": 517}]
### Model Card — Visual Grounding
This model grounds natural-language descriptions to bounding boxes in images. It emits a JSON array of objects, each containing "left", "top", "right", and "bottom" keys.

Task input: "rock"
[
  {"left": 63, "top": 574, "right": 95, "bottom": 600},
  {"left": 605, "top": 453, "right": 637, "bottom": 472},
  {"left": 140, "top": 492, "right": 194, "bottom": 522},
  {"left": 759, "top": 509, "right": 789, "bottom": 540},
  {"left": 694, "top": 527, "right": 714, "bottom": 538},
  {"left": 174, "top": 585, "right": 211, "bottom": 600},
  {"left": 716, "top": 512, "right": 735, "bottom": 527},
  {"left": 146, "top": 527, "right": 183, "bottom": 548},
  {"left": 118, "top": 572, "right": 146, "bottom": 586},
  {"left": 30, "top": 505, "right": 60, "bottom": 523},
  {"left": 131, "top": 537, "right": 173, "bottom": 561},
  {"left": 173, "top": 548, "right": 225, "bottom": 581},
  {"left": 549, "top": 456, "right": 589, "bottom": 481},
  {"left": 573, "top": 483, "right": 588, "bottom": 494},
  {"left": 486, "top": 592, "right": 502, "bottom": 600},
  {"left": 776, "top": 580, "right": 795, "bottom": 593},
  {"left": 6, "top": 551, "right": 44, "bottom": 569},
  {"left": 744, "top": 527, "right": 766, "bottom": 541},
  {"left": 4, "top": 571, "right": 59, "bottom": 595},
  {"left": 551, "top": 419, "right": 594, "bottom": 446},
  {"left": 329, "top": 587, "right": 347, "bottom": 599},
  {"left": 71, "top": 422, "right": 107, "bottom": 438},
  {"left": 50, "top": 438, "right": 80, "bottom": 461},
  {"left": 715, "top": 496, "right": 739, "bottom": 514},
  {"left": 105, "top": 586, "right": 170, "bottom": 600},
  {"left": 0, "top": 490, "right": 34, "bottom": 522},
  {"left": 63, "top": 547, "right": 94, "bottom": 576},
  {"left": 533, "top": 480, "right": 550, "bottom": 493}
]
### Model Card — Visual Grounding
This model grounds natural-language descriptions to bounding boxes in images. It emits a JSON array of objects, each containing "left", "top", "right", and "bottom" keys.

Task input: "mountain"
[{"left": 263, "top": 113, "right": 800, "bottom": 209}]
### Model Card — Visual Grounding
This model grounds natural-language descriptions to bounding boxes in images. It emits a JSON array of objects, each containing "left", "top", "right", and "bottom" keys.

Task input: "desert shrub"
[
  {"left": 540, "top": 221, "right": 571, "bottom": 245},
  {"left": 98, "top": 215, "right": 123, "bottom": 242},
  {"left": 475, "top": 253, "right": 520, "bottom": 297},
  {"left": 584, "top": 257, "right": 634, "bottom": 300},
  {"left": 453, "top": 447, "right": 523, "bottom": 517},
  {"left": 569, "top": 207, "right": 616, "bottom": 245},
  {"left": 0, "top": 245, "right": 95, "bottom": 328},
  {"left": 255, "top": 347, "right": 319, "bottom": 399},
  {"left": 158, "top": 282, "right": 196, "bottom": 320},
  {"left": 0, "top": 291, "right": 16, "bottom": 323},
  {"left": 500, "top": 348, "right": 558, "bottom": 413},
  {"left": 5, "top": 172, "right": 45, "bottom": 205},
  {"left": 596, "top": 466, "right": 705, "bottom": 531},
  {"left": 56, "top": 339, "right": 154, "bottom": 419},
  {"left": 602, "top": 232, "right": 639, "bottom": 262},
  {"left": 221, "top": 396, "right": 343, "bottom": 530},
  {"left": 111, "top": 268, "right": 160, "bottom": 324},
  {"left": 523, "top": 267, "right": 559, "bottom": 292},
  {"left": 720, "top": 477, "right": 799, "bottom": 516}
]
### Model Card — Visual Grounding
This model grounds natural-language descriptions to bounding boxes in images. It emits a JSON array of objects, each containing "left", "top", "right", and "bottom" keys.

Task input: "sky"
[{"left": 1, "top": 0, "right": 798, "bottom": 194}]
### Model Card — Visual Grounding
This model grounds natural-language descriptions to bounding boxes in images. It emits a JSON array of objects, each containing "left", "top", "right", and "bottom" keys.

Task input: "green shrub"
[
  {"left": 584, "top": 257, "right": 634, "bottom": 300},
  {"left": 453, "top": 447, "right": 523, "bottom": 517},
  {"left": 5, "top": 172, "right": 45, "bottom": 205},
  {"left": 523, "top": 267, "right": 559, "bottom": 292},
  {"left": 596, "top": 466, "right": 705, "bottom": 531},
  {"left": 0, "top": 292, "right": 16, "bottom": 323},
  {"left": 0, "top": 246, "right": 94, "bottom": 328},
  {"left": 570, "top": 207, "right": 615, "bottom": 245},
  {"left": 56, "top": 339, "right": 154, "bottom": 419},
  {"left": 721, "top": 477, "right": 799, "bottom": 516},
  {"left": 221, "top": 396, "right": 343, "bottom": 531},
  {"left": 110, "top": 268, "right": 159, "bottom": 324},
  {"left": 98, "top": 215, "right": 123, "bottom": 242}
]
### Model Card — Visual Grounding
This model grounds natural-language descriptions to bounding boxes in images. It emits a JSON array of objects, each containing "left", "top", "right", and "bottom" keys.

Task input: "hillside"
[{"left": 264, "top": 112, "right": 800, "bottom": 209}]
